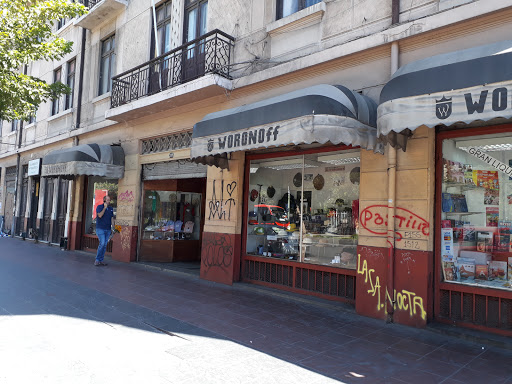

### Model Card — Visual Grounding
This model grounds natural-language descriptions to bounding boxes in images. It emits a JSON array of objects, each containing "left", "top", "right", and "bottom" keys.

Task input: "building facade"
[{"left": 2, "top": 0, "right": 512, "bottom": 336}]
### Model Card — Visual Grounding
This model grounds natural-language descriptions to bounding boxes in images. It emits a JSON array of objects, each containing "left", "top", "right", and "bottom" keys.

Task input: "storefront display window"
[
  {"left": 85, "top": 177, "right": 118, "bottom": 235},
  {"left": 441, "top": 133, "right": 512, "bottom": 291},
  {"left": 246, "top": 150, "right": 360, "bottom": 269},
  {"left": 142, "top": 191, "right": 201, "bottom": 241}
]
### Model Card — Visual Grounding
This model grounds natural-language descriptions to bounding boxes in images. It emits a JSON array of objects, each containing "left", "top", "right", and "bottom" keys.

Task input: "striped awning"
[
  {"left": 42, "top": 144, "right": 125, "bottom": 179},
  {"left": 378, "top": 40, "right": 512, "bottom": 149},
  {"left": 191, "top": 84, "right": 382, "bottom": 169}
]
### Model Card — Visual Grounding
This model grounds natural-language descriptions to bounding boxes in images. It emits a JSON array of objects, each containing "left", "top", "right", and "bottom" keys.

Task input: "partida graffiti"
[{"left": 357, "top": 254, "right": 427, "bottom": 321}]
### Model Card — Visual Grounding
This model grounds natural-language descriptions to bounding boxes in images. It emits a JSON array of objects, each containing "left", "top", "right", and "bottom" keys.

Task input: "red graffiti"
[{"left": 360, "top": 205, "right": 430, "bottom": 240}]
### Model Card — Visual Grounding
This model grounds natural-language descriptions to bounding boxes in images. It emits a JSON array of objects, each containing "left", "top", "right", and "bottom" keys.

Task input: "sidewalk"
[{"left": 2, "top": 237, "right": 512, "bottom": 383}]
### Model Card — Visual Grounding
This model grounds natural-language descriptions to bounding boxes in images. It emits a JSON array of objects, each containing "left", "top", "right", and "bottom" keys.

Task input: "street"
[{"left": 0, "top": 238, "right": 511, "bottom": 383}]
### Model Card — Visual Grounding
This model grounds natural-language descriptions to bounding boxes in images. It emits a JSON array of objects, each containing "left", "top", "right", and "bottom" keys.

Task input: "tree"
[{"left": 0, "top": 0, "right": 87, "bottom": 121}]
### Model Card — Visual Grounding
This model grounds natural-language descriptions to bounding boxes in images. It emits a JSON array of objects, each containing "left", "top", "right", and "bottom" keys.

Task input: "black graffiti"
[
  {"left": 208, "top": 180, "right": 237, "bottom": 220},
  {"left": 202, "top": 233, "right": 233, "bottom": 273}
]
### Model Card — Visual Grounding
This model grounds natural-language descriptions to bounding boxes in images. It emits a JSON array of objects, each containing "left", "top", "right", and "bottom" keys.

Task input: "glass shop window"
[
  {"left": 440, "top": 133, "right": 512, "bottom": 291},
  {"left": 142, "top": 191, "right": 201, "bottom": 241},
  {"left": 85, "top": 177, "right": 118, "bottom": 235},
  {"left": 246, "top": 150, "right": 360, "bottom": 269}
]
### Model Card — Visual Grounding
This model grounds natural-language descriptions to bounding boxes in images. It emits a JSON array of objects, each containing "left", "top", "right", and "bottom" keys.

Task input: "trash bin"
[{"left": 60, "top": 237, "right": 68, "bottom": 250}]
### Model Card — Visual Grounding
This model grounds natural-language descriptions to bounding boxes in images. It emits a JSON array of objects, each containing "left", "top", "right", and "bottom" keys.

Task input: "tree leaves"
[{"left": 0, "top": 0, "right": 87, "bottom": 121}]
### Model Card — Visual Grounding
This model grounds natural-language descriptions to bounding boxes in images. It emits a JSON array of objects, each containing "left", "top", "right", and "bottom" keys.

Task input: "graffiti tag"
[
  {"left": 202, "top": 233, "right": 233, "bottom": 274},
  {"left": 360, "top": 205, "right": 430, "bottom": 242},
  {"left": 357, "top": 254, "right": 426, "bottom": 321},
  {"left": 208, "top": 180, "right": 237, "bottom": 221},
  {"left": 118, "top": 190, "right": 135, "bottom": 203}
]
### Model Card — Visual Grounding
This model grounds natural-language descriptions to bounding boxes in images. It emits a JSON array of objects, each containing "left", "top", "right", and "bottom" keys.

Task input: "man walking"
[{"left": 95, "top": 195, "right": 114, "bottom": 266}]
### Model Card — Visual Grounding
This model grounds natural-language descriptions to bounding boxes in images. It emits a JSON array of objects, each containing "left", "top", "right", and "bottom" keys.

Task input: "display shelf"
[
  {"left": 443, "top": 212, "right": 481, "bottom": 216},
  {"left": 444, "top": 182, "right": 484, "bottom": 190},
  {"left": 443, "top": 279, "right": 512, "bottom": 292}
]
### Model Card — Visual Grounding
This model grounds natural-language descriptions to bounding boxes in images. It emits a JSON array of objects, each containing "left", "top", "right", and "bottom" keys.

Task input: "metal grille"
[
  {"left": 82, "top": 235, "right": 113, "bottom": 253},
  {"left": 243, "top": 258, "right": 356, "bottom": 302},
  {"left": 142, "top": 159, "right": 206, "bottom": 180},
  {"left": 141, "top": 132, "right": 192, "bottom": 155},
  {"left": 78, "top": 0, "right": 102, "bottom": 8},
  {"left": 111, "top": 29, "right": 234, "bottom": 108},
  {"left": 439, "top": 289, "right": 512, "bottom": 331},
  {"left": 5, "top": 166, "right": 17, "bottom": 181},
  {"left": 244, "top": 259, "right": 293, "bottom": 288},
  {"left": 296, "top": 267, "right": 355, "bottom": 300}
]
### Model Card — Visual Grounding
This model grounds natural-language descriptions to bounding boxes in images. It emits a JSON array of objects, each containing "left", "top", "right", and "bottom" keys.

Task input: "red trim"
[
  {"left": 439, "top": 281, "right": 512, "bottom": 299},
  {"left": 436, "top": 317, "right": 512, "bottom": 337},
  {"left": 247, "top": 279, "right": 353, "bottom": 303},
  {"left": 243, "top": 254, "right": 358, "bottom": 275},
  {"left": 435, "top": 122, "right": 512, "bottom": 329}
]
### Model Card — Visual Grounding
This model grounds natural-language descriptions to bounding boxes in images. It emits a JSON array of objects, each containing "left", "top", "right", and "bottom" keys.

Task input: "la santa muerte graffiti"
[{"left": 357, "top": 254, "right": 427, "bottom": 321}]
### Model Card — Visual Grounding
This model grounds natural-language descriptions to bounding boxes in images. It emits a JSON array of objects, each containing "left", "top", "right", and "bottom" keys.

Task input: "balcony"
[
  {"left": 75, "top": 0, "right": 127, "bottom": 30},
  {"left": 106, "top": 30, "right": 234, "bottom": 122}
]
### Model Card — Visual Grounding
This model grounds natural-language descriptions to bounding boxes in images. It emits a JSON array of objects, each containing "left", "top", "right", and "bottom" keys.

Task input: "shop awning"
[
  {"left": 41, "top": 144, "right": 125, "bottom": 179},
  {"left": 191, "top": 84, "right": 381, "bottom": 169},
  {"left": 378, "top": 40, "right": 512, "bottom": 149}
]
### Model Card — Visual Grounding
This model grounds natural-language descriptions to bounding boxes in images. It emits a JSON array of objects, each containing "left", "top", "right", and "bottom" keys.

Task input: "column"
[{"left": 200, "top": 152, "right": 245, "bottom": 285}]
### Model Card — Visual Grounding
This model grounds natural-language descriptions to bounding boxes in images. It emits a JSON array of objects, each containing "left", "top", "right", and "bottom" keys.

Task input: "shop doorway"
[
  {"left": 40, "top": 178, "right": 54, "bottom": 242},
  {"left": 4, "top": 166, "right": 17, "bottom": 235},
  {"left": 28, "top": 177, "right": 40, "bottom": 238},
  {"left": 15, "top": 165, "right": 28, "bottom": 236},
  {"left": 52, "top": 178, "right": 69, "bottom": 244},
  {"left": 139, "top": 160, "right": 207, "bottom": 271}
]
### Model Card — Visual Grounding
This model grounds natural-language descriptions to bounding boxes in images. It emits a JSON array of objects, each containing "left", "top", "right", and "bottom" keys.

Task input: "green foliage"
[{"left": 0, "top": 0, "right": 87, "bottom": 121}]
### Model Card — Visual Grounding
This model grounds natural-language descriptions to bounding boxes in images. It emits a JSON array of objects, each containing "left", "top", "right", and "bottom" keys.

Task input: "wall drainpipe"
[{"left": 387, "top": 41, "right": 399, "bottom": 322}]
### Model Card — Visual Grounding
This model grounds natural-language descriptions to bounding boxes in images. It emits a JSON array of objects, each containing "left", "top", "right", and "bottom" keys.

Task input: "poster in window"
[
  {"left": 484, "top": 189, "right": 499, "bottom": 205},
  {"left": 486, "top": 207, "right": 499, "bottom": 227},
  {"left": 475, "top": 170, "right": 499, "bottom": 190}
]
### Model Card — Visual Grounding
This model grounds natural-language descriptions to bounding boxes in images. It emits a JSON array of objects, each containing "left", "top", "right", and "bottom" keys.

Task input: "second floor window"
[
  {"left": 277, "top": 0, "right": 322, "bottom": 20},
  {"left": 28, "top": 114, "right": 36, "bottom": 125},
  {"left": 11, "top": 120, "right": 19, "bottom": 132},
  {"left": 52, "top": 67, "right": 62, "bottom": 116},
  {"left": 66, "top": 59, "right": 76, "bottom": 110},
  {"left": 99, "top": 35, "right": 116, "bottom": 95},
  {"left": 152, "top": 0, "right": 173, "bottom": 58},
  {"left": 184, "top": 0, "right": 208, "bottom": 45}
]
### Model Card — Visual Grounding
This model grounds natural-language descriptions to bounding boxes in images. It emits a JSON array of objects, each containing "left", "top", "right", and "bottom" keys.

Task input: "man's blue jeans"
[{"left": 96, "top": 228, "right": 111, "bottom": 263}]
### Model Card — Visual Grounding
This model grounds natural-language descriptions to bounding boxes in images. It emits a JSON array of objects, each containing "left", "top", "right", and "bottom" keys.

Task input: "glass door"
[{"left": 182, "top": 0, "right": 208, "bottom": 82}]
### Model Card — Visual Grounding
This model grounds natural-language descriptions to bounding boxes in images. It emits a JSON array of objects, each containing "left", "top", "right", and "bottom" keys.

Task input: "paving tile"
[
  {"left": 413, "top": 356, "right": 462, "bottom": 377},
  {"left": 391, "top": 368, "right": 444, "bottom": 384},
  {"left": 359, "top": 330, "right": 408, "bottom": 346},
  {"left": 299, "top": 353, "right": 347, "bottom": 377},
  {"left": 479, "top": 347, "right": 512, "bottom": 363},
  {"left": 466, "top": 356, "right": 512, "bottom": 379},
  {"left": 421, "top": 347, "right": 477, "bottom": 366},
  {"left": 445, "top": 367, "right": 508, "bottom": 384},
  {"left": 389, "top": 338, "right": 440, "bottom": 357}
]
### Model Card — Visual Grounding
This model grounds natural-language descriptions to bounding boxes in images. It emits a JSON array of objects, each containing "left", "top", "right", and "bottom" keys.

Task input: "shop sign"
[
  {"left": 27, "top": 159, "right": 41, "bottom": 176},
  {"left": 207, "top": 126, "right": 280, "bottom": 153},
  {"left": 378, "top": 80, "right": 512, "bottom": 135},
  {"left": 42, "top": 163, "right": 69, "bottom": 176},
  {"left": 466, "top": 146, "right": 512, "bottom": 178}
]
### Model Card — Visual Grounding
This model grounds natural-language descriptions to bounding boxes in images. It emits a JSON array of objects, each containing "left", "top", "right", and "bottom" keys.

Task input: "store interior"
[
  {"left": 441, "top": 133, "right": 512, "bottom": 290},
  {"left": 246, "top": 149, "right": 360, "bottom": 269}
]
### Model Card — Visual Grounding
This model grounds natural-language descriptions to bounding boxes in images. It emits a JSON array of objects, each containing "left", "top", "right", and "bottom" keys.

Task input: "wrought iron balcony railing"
[
  {"left": 111, "top": 29, "right": 235, "bottom": 109},
  {"left": 79, "top": 0, "right": 103, "bottom": 8}
]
